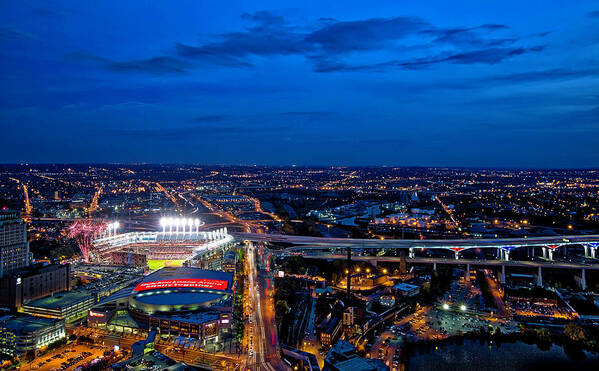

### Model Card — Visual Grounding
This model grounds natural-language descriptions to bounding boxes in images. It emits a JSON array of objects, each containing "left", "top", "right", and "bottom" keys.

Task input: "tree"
[
  {"left": 275, "top": 300, "right": 290, "bottom": 322},
  {"left": 25, "top": 350, "right": 35, "bottom": 362},
  {"left": 535, "top": 328, "right": 551, "bottom": 344},
  {"left": 564, "top": 323, "right": 585, "bottom": 342}
]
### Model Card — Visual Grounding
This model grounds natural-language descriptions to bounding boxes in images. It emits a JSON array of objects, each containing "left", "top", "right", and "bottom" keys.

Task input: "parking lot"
[{"left": 28, "top": 343, "right": 110, "bottom": 371}]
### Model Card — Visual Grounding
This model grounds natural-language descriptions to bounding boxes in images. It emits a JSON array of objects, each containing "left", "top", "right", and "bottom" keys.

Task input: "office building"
[
  {"left": 0, "top": 263, "right": 71, "bottom": 309},
  {"left": 0, "top": 315, "right": 65, "bottom": 358},
  {"left": 0, "top": 211, "right": 29, "bottom": 278}
]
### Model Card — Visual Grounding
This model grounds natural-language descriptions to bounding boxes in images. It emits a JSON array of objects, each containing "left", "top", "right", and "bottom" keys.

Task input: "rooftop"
[
  {"left": 0, "top": 315, "right": 62, "bottom": 334},
  {"left": 23, "top": 290, "right": 93, "bottom": 309}
]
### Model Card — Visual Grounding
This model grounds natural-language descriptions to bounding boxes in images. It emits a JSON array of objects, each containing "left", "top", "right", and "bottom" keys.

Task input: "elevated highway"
[
  {"left": 233, "top": 233, "right": 599, "bottom": 260},
  {"left": 300, "top": 254, "right": 599, "bottom": 271},
  {"left": 233, "top": 232, "right": 599, "bottom": 249}
]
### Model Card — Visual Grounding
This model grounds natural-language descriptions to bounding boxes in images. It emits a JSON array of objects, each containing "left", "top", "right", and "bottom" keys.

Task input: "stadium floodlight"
[
  {"left": 187, "top": 218, "right": 193, "bottom": 232},
  {"left": 442, "top": 303, "right": 449, "bottom": 310},
  {"left": 460, "top": 304, "right": 467, "bottom": 312}
]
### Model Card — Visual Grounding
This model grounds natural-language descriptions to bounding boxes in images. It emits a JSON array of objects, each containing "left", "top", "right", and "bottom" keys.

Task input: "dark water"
[{"left": 407, "top": 340, "right": 599, "bottom": 371}]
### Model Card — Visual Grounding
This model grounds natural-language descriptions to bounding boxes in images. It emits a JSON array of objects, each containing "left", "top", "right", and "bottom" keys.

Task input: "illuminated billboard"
[{"left": 134, "top": 278, "right": 228, "bottom": 292}]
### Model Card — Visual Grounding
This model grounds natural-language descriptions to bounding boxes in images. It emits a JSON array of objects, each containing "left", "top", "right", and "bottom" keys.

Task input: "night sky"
[{"left": 1, "top": 1, "right": 598, "bottom": 167}]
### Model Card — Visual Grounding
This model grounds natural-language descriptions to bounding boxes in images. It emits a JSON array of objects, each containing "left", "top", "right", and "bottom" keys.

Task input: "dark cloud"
[
  {"left": 33, "top": 8, "right": 58, "bottom": 16},
  {"left": 191, "top": 115, "right": 230, "bottom": 122},
  {"left": 305, "top": 17, "right": 428, "bottom": 53},
  {"left": 420, "top": 24, "right": 515, "bottom": 48},
  {"left": 0, "top": 26, "right": 34, "bottom": 40},
  {"left": 65, "top": 51, "right": 192, "bottom": 75},
  {"left": 172, "top": 11, "right": 542, "bottom": 73},
  {"left": 312, "top": 46, "right": 545, "bottom": 72},
  {"left": 489, "top": 68, "right": 599, "bottom": 83},
  {"left": 75, "top": 11, "right": 547, "bottom": 74},
  {"left": 280, "top": 111, "right": 330, "bottom": 116},
  {"left": 107, "top": 56, "right": 190, "bottom": 75},
  {"left": 106, "top": 123, "right": 289, "bottom": 140}
]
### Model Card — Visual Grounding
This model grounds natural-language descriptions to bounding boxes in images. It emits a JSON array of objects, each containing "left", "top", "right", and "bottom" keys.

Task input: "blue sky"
[{"left": 1, "top": 1, "right": 598, "bottom": 167}]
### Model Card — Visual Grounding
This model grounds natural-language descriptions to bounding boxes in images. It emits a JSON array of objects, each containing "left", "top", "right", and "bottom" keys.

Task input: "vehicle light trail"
[{"left": 89, "top": 186, "right": 102, "bottom": 213}]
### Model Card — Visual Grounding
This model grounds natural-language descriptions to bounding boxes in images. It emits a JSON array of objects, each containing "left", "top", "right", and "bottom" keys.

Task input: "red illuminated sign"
[{"left": 134, "top": 278, "right": 228, "bottom": 292}]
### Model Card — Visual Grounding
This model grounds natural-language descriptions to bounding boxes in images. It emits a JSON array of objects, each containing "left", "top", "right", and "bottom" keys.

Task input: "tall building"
[
  {"left": 0, "top": 211, "right": 30, "bottom": 278},
  {"left": 0, "top": 264, "right": 71, "bottom": 309}
]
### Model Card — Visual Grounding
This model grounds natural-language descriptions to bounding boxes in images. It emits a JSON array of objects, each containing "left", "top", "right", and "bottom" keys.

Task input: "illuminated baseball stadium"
[{"left": 90, "top": 217, "right": 233, "bottom": 268}]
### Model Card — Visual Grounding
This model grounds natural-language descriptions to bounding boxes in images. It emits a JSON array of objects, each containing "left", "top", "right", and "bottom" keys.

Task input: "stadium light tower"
[
  {"left": 168, "top": 217, "right": 173, "bottom": 234},
  {"left": 194, "top": 218, "right": 200, "bottom": 234},
  {"left": 174, "top": 218, "right": 180, "bottom": 234},
  {"left": 187, "top": 218, "right": 193, "bottom": 234},
  {"left": 160, "top": 217, "right": 166, "bottom": 233}
]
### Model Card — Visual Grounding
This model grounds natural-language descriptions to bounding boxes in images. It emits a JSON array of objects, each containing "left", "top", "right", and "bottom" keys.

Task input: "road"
[
  {"left": 245, "top": 242, "right": 288, "bottom": 371},
  {"left": 234, "top": 232, "right": 599, "bottom": 250},
  {"left": 301, "top": 255, "right": 599, "bottom": 270}
]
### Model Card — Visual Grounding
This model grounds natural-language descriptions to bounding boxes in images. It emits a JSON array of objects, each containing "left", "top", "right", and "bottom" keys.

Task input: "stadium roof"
[{"left": 136, "top": 267, "right": 233, "bottom": 293}]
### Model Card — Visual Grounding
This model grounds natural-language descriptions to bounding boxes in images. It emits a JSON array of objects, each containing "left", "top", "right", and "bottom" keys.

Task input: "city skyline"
[{"left": 1, "top": 1, "right": 598, "bottom": 167}]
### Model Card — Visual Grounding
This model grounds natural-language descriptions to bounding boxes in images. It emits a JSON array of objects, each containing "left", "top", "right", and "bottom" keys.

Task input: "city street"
[{"left": 244, "top": 242, "right": 289, "bottom": 371}]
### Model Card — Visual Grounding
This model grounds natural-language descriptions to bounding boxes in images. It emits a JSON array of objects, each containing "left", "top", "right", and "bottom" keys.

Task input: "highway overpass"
[{"left": 233, "top": 232, "right": 599, "bottom": 260}]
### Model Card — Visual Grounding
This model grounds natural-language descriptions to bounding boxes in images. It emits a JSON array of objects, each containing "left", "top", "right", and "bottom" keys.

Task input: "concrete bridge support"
[
  {"left": 584, "top": 245, "right": 597, "bottom": 259},
  {"left": 466, "top": 264, "right": 471, "bottom": 281},
  {"left": 409, "top": 247, "right": 415, "bottom": 259},
  {"left": 369, "top": 259, "right": 378, "bottom": 268},
  {"left": 542, "top": 247, "right": 554, "bottom": 261},
  {"left": 581, "top": 268, "right": 587, "bottom": 291},
  {"left": 536, "top": 266, "right": 543, "bottom": 287},
  {"left": 433, "top": 262, "right": 437, "bottom": 271},
  {"left": 499, "top": 249, "right": 510, "bottom": 261},
  {"left": 501, "top": 265, "right": 506, "bottom": 284},
  {"left": 454, "top": 251, "right": 459, "bottom": 260}
]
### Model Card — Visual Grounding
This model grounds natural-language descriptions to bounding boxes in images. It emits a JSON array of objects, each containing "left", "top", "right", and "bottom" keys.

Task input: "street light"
[
  {"left": 460, "top": 304, "right": 467, "bottom": 312},
  {"left": 442, "top": 303, "right": 449, "bottom": 310}
]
